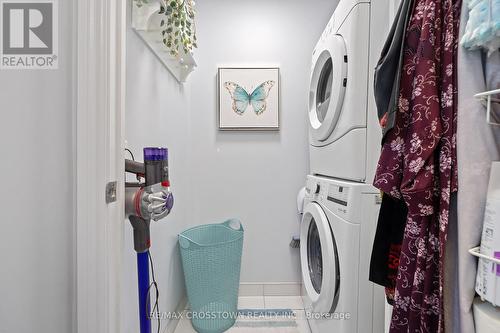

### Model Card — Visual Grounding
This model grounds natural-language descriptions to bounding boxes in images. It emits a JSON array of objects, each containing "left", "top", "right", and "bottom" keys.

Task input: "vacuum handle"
[
  {"left": 125, "top": 159, "right": 145, "bottom": 175},
  {"left": 129, "top": 215, "right": 151, "bottom": 253}
]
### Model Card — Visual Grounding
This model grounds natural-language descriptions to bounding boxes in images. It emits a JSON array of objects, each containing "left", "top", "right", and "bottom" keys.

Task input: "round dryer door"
[
  {"left": 300, "top": 202, "right": 340, "bottom": 314},
  {"left": 309, "top": 35, "right": 347, "bottom": 142}
]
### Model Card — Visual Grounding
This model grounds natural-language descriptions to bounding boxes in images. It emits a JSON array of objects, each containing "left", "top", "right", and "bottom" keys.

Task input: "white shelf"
[
  {"left": 131, "top": 0, "right": 196, "bottom": 83},
  {"left": 474, "top": 89, "right": 500, "bottom": 126},
  {"left": 473, "top": 297, "right": 500, "bottom": 333}
]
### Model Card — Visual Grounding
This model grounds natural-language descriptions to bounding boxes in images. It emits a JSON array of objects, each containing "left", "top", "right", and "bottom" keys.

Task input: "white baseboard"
[{"left": 239, "top": 282, "right": 302, "bottom": 297}]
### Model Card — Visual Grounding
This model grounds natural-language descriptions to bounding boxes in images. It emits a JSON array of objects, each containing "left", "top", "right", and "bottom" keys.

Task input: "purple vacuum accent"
[
  {"left": 143, "top": 147, "right": 168, "bottom": 161},
  {"left": 143, "top": 147, "right": 169, "bottom": 186},
  {"left": 494, "top": 252, "right": 500, "bottom": 276},
  {"left": 165, "top": 193, "right": 174, "bottom": 212}
]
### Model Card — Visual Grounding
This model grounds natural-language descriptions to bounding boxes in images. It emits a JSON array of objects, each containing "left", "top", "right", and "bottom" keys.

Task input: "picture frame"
[{"left": 218, "top": 67, "right": 280, "bottom": 130}]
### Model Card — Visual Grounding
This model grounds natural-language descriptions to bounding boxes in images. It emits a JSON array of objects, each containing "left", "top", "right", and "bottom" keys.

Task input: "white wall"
[
  {"left": 121, "top": 3, "right": 192, "bottom": 332},
  {"left": 0, "top": 1, "right": 75, "bottom": 333},
  {"left": 188, "top": 0, "right": 337, "bottom": 283}
]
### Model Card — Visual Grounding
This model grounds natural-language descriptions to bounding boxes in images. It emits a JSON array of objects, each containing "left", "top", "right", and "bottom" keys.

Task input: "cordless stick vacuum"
[{"left": 125, "top": 147, "right": 174, "bottom": 333}]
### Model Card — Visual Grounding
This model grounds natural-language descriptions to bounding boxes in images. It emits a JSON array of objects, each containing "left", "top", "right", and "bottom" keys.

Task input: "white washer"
[
  {"left": 308, "top": 0, "right": 388, "bottom": 182},
  {"left": 300, "top": 175, "right": 384, "bottom": 333}
]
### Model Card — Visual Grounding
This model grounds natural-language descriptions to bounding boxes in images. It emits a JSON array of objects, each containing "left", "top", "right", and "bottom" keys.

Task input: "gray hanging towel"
[{"left": 373, "top": 0, "right": 414, "bottom": 140}]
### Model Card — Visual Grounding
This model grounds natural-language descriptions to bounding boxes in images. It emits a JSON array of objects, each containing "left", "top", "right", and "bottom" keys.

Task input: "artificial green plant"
[
  {"left": 159, "top": 0, "right": 197, "bottom": 57},
  {"left": 135, "top": 0, "right": 197, "bottom": 58}
]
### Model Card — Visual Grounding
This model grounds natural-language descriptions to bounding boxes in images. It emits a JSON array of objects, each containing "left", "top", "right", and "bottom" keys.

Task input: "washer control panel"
[
  {"left": 304, "top": 175, "right": 380, "bottom": 224},
  {"left": 327, "top": 184, "right": 349, "bottom": 207}
]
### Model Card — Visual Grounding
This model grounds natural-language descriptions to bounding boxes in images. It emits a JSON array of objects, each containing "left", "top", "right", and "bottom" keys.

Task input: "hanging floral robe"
[{"left": 373, "top": 0, "right": 461, "bottom": 332}]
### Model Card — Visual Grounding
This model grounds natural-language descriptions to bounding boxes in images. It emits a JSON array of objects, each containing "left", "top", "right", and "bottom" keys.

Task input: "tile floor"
[{"left": 174, "top": 296, "right": 310, "bottom": 333}]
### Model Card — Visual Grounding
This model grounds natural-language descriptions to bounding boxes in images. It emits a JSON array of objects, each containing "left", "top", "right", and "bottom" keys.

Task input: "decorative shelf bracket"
[{"left": 132, "top": 0, "right": 197, "bottom": 83}]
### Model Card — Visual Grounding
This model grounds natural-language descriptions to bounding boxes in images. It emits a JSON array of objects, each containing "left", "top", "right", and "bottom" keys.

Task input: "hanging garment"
[
  {"left": 444, "top": 27, "right": 500, "bottom": 333},
  {"left": 369, "top": 194, "right": 408, "bottom": 304},
  {"left": 372, "top": 0, "right": 461, "bottom": 332},
  {"left": 370, "top": 0, "right": 415, "bottom": 303},
  {"left": 460, "top": 0, "right": 500, "bottom": 54},
  {"left": 373, "top": 0, "right": 415, "bottom": 140}
]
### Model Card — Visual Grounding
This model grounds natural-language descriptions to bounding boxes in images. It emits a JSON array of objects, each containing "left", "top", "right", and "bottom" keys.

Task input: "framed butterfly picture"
[{"left": 218, "top": 67, "right": 280, "bottom": 130}]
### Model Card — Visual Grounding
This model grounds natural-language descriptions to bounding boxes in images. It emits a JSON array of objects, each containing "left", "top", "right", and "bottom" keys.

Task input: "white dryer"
[
  {"left": 300, "top": 175, "right": 384, "bottom": 333},
  {"left": 308, "top": 0, "right": 388, "bottom": 181}
]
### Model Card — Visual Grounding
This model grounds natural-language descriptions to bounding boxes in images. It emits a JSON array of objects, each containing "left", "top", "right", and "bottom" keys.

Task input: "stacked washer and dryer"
[{"left": 300, "top": 1, "right": 394, "bottom": 333}]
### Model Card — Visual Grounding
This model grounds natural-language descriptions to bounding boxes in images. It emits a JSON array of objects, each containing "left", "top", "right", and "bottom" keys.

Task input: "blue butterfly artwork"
[{"left": 223, "top": 80, "right": 275, "bottom": 115}]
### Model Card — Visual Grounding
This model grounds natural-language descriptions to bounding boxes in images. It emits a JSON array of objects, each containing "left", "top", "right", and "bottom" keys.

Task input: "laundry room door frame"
[{"left": 75, "top": 0, "right": 126, "bottom": 332}]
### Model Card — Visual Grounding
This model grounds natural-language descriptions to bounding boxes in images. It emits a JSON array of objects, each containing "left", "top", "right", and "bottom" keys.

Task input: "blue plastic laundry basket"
[{"left": 179, "top": 219, "right": 244, "bottom": 333}]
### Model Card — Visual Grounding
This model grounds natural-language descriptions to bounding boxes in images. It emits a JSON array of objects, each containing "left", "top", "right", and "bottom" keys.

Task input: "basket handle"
[
  {"left": 179, "top": 235, "right": 203, "bottom": 250},
  {"left": 222, "top": 219, "right": 244, "bottom": 232},
  {"left": 179, "top": 235, "right": 193, "bottom": 249}
]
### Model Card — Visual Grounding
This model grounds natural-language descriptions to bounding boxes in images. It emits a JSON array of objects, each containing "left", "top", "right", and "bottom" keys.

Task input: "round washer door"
[
  {"left": 300, "top": 202, "right": 340, "bottom": 314},
  {"left": 309, "top": 35, "right": 347, "bottom": 142}
]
